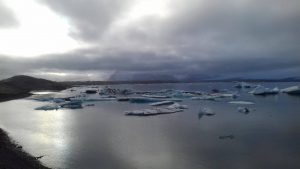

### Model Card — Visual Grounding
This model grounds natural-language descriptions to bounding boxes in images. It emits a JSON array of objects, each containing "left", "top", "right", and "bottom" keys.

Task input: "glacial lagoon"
[{"left": 0, "top": 82, "right": 300, "bottom": 169}]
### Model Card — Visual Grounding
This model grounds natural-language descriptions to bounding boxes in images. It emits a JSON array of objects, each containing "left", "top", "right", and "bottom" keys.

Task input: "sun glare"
[{"left": 0, "top": 0, "right": 81, "bottom": 57}]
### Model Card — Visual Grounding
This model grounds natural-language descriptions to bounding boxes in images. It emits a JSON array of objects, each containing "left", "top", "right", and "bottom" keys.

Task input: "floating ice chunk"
[
  {"left": 234, "top": 82, "right": 254, "bottom": 88},
  {"left": 129, "top": 97, "right": 182, "bottom": 104},
  {"left": 129, "top": 97, "right": 163, "bottom": 103},
  {"left": 53, "top": 98, "right": 66, "bottom": 103},
  {"left": 85, "top": 104, "right": 95, "bottom": 107},
  {"left": 35, "top": 104, "right": 59, "bottom": 111},
  {"left": 125, "top": 107, "right": 182, "bottom": 116},
  {"left": 249, "top": 85, "right": 279, "bottom": 95},
  {"left": 61, "top": 104, "right": 83, "bottom": 109},
  {"left": 149, "top": 101, "right": 174, "bottom": 106},
  {"left": 281, "top": 86, "right": 300, "bottom": 94},
  {"left": 30, "top": 96, "right": 54, "bottom": 102},
  {"left": 167, "top": 103, "right": 188, "bottom": 109},
  {"left": 84, "top": 97, "right": 116, "bottom": 102},
  {"left": 237, "top": 107, "right": 250, "bottom": 114},
  {"left": 99, "top": 87, "right": 132, "bottom": 95},
  {"left": 199, "top": 107, "right": 215, "bottom": 116},
  {"left": 60, "top": 100, "right": 83, "bottom": 109},
  {"left": 191, "top": 95, "right": 217, "bottom": 100},
  {"left": 211, "top": 93, "right": 238, "bottom": 98},
  {"left": 142, "top": 94, "right": 171, "bottom": 99},
  {"left": 228, "top": 101, "right": 255, "bottom": 105},
  {"left": 171, "top": 91, "right": 195, "bottom": 98}
]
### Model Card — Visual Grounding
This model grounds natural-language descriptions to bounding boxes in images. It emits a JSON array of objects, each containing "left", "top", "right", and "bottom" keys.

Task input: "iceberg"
[
  {"left": 60, "top": 100, "right": 83, "bottom": 109},
  {"left": 167, "top": 103, "right": 188, "bottom": 109},
  {"left": 198, "top": 107, "right": 215, "bottom": 119},
  {"left": 237, "top": 107, "right": 250, "bottom": 114},
  {"left": 149, "top": 101, "right": 174, "bottom": 106},
  {"left": 142, "top": 94, "right": 171, "bottom": 99},
  {"left": 170, "top": 91, "right": 195, "bottom": 98},
  {"left": 234, "top": 82, "right": 254, "bottom": 88},
  {"left": 99, "top": 87, "right": 132, "bottom": 95},
  {"left": 53, "top": 98, "right": 66, "bottom": 103},
  {"left": 249, "top": 85, "right": 279, "bottom": 95},
  {"left": 191, "top": 95, "right": 217, "bottom": 100},
  {"left": 129, "top": 97, "right": 163, "bottom": 103},
  {"left": 281, "top": 86, "right": 300, "bottom": 94},
  {"left": 35, "top": 104, "right": 59, "bottom": 111},
  {"left": 129, "top": 97, "right": 181, "bottom": 104},
  {"left": 125, "top": 107, "right": 182, "bottom": 116},
  {"left": 228, "top": 101, "right": 255, "bottom": 105}
]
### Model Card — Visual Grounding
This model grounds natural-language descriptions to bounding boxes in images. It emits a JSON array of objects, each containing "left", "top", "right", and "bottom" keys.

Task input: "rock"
[
  {"left": 219, "top": 135, "right": 235, "bottom": 140},
  {"left": 237, "top": 107, "right": 250, "bottom": 114}
]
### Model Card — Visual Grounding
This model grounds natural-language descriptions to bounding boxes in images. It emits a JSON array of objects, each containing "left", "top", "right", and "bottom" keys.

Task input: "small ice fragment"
[
  {"left": 199, "top": 107, "right": 215, "bottom": 116},
  {"left": 142, "top": 94, "right": 171, "bottom": 99},
  {"left": 191, "top": 95, "right": 216, "bottom": 100},
  {"left": 35, "top": 104, "right": 59, "bottom": 111},
  {"left": 167, "top": 103, "right": 188, "bottom": 109},
  {"left": 149, "top": 101, "right": 174, "bottom": 106},
  {"left": 228, "top": 101, "right": 255, "bottom": 105},
  {"left": 125, "top": 107, "right": 182, "bottom": 116},
  {"left": 237, "top": 107, "right": 250, "bottom": 114}
]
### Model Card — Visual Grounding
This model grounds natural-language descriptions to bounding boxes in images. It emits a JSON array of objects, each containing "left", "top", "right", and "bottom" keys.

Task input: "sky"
[{"left": 0, "top": 0, "right": 299, "bottom": 81}]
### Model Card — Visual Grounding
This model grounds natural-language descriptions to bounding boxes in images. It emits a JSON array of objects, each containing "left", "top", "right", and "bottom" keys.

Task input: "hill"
[{"left": 0, "top": 75, "right": 68, "bottom": 101}]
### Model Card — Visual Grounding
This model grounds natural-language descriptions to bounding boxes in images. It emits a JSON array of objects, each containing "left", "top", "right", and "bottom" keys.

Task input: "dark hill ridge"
[{"left": 0, "top": 75, "right": 68, "bottom": 101}]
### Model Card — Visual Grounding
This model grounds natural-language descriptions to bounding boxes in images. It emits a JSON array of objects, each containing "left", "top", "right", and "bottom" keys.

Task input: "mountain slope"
[{"left": 0, "top": 75, "right": 68, "bottom": 101}]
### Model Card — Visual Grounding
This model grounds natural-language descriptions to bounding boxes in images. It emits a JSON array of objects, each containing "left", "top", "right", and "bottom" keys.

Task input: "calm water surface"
[{"left": 0, "top": 82, "right": 300, "bottom": 169}]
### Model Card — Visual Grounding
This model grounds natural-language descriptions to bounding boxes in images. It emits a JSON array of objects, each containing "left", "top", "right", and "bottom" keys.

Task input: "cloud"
[
  {"left": 1, "top": 0, "right": 300, "bottom": 80},
  {"left": 0, "top": 1, "right": 19, "bottom": 27}
]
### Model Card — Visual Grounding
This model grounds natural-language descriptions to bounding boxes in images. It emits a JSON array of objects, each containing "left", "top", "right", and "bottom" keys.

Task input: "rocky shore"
[{"left": 0, "top": 129, "right": 50, "bottom": 169}]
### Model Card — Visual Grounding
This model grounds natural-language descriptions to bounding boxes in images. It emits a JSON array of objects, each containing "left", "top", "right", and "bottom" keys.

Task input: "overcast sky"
[{"left": 0, "top": 0, "right": 299, "bottom": 81}]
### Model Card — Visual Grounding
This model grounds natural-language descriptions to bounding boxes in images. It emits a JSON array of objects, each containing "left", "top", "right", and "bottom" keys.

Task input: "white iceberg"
[
  {"left": 199, "top": 107, "right": 215, "bottom": 116},
  {"left": 149, "top": 101, "right": 174, "bottom": 106},
  {"left": 228, "top": 101, "right": 255, "bottom": 105},
  {"left": 125, "top": 107, "right": 182, "bottom": 116},
  {"left": 191, "top": 95, "right": 217, "bottom": 100},
  {"left": 249, "top": 85, "right": 279, "bottom": 95},
  {"left": 167, "top": 103, "right": 188, "bottom": 109},
  {"left": 142, "top": 94, "right": 171, "bottom": 99},
  {"left": 281, "top": 86, "right": 300, "bottom": 94}
]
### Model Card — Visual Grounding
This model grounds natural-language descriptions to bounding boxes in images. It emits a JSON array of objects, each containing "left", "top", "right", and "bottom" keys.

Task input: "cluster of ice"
[{"left": 32, "top": 83, "right": 299, "bottom": 114}]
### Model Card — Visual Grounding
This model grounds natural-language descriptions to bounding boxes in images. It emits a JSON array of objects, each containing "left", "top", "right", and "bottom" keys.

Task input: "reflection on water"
[{"left": 0, "top": 82, "right": 300, "bottom": 169}]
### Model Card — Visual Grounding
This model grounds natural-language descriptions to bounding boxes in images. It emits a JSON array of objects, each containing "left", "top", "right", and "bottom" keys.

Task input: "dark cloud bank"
[{"left": 0, "top": 0, "right": 300, "bottom": 81}]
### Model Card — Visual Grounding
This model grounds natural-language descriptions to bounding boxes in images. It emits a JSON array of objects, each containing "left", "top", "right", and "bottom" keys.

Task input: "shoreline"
[{"left": 0, "top": 98, "right": 51, "bottom": 169}]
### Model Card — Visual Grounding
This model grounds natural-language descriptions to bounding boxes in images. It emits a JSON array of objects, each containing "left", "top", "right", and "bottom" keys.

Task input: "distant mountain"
[{"left": 0, "top": 75, "right": 68, "bottom": 101}]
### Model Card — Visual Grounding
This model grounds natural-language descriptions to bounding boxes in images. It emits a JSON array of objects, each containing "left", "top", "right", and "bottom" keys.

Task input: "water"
[{"left": 0, "top": 82, "right": 300, "bottom": 169}]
